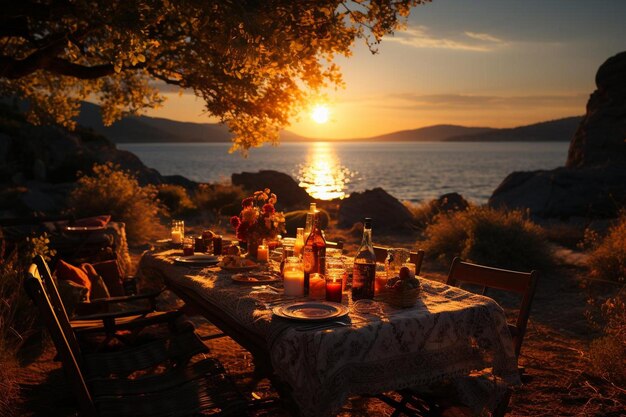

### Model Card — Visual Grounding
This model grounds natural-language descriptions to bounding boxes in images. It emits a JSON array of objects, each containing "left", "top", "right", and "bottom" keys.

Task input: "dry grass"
[
  {"left": 157, "top": 184, "right": 197, "bottom": 217},
  {"left": 421, "top": 206, "right": 553, "bottom": 271},
  {"left": 68, "top": 162, "right": 162, "bottom": 245},
  {"left": 583, "top": 214, "right": 626, "bottom": 284},
  {"left": 194, "top": 182, "right": 246, "bottom": 216}
]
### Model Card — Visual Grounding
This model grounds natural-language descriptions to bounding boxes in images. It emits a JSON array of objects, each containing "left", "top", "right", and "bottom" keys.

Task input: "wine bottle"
[
  {"left": 352, "top": 218, "right": 376, "bottom": 300},
  {"left": 302, "top": 210, "right": 326, "bottom": 294},
  {"left": 304, "top": 202, "right": 316, "bottom": 241}
]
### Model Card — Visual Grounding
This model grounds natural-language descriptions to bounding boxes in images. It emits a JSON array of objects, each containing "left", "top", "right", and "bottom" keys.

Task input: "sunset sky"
[{"left": 145, "top": 0, "right": 626, "bottom": 139}]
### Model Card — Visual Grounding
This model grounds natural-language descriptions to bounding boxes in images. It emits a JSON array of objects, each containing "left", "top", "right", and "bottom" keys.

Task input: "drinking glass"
[
  {"left": 182, "top": 237, "right": 194, "bottom": 256},
  {"left": 386, "top": 248, "right": 410, "bottom": 279}
]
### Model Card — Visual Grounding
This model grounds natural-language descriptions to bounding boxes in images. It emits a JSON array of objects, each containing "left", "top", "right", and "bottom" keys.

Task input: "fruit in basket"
[
  {"left": 226, "top": 244, "right": 241, "bottom": 256},
  {"left": 386, "top": 275, "right": 420, "bottom": 292}
]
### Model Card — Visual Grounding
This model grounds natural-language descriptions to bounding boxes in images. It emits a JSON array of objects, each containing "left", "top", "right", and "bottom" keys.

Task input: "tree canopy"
[{"left": 1, "top": 0, "right": 428, "bottom": 152}]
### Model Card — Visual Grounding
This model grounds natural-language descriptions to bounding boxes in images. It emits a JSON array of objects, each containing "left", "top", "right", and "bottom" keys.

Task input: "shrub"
[
  {"left": 0, "top": 233, "right": 55, "bottom": 416},
  {"left": 422, "top": 206, "right": 553, "bottom": 271},
  {"left": 583, "top": 214, "right": 626, "bottom": 283},
  {"left": 157, "top": 184, "right": 196, "bottom": 217},
  {"left": 403, "top": 200, "right": 442, "bottom": 229},
  {"left": 68, "top": 163, "right": 161, "bottom": 245},
  {"left": 194, "top": 183, "right": 246, "bottom": 216},
  {"left": 588, "top": 291, "right": 626, "bottom": 384}
]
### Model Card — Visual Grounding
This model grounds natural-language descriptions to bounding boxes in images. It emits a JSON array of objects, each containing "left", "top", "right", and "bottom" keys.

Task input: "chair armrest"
[
  {"left": 73, "top": 308, "right": 155, "bottom": 321},
  {"left": 88, "top": 288, "right": 165, "bottom": 311}
]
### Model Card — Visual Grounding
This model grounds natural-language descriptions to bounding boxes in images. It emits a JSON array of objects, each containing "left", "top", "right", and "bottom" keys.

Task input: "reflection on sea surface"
[{"left": 298, "top": 142, "right": 353, "bottom": 200}]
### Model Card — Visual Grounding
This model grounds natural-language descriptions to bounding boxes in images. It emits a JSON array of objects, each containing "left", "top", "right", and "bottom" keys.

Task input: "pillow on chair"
[
  {"left": 81, "top": 263, "right": 111, "bottom": 300},
  {"left": 91, "top": 260, "right": 125, "bottom": 296},
  {"left": 55, "top": 278, "right": 89, "bottom": 317},
  {"left": 55, "top": 260, "right": 92, "bottom": 299},
  {"left": 73, "top": 215, "right": 111, "bottom": 228}
]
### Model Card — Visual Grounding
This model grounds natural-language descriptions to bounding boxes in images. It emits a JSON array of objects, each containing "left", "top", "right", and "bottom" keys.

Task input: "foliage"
[
  {"left": 194, "top": 183, "right": 246, "bottom": 216},
  {"left": 588, "top": 290, "right": 626, "bottom": 385},
  {"left": 582, "top": 214, "right": 626, "bottom": 283},
  {"left": 157, "top": 184, "right": 196, "bottom": 217},
  {"left": 68, "top": 162, "right": 161, "bottom": 244},
  {"left": 230, "top": 188, "right": 285, "bottom": 242},
  {"left": 0, "top": 0, "right": 429, "bottom": 152},
  {"left": 421, "top": 206, "right": 553, "bottom": 271},
  {"left": 404, "top": 199, "right": 445, "bottom": 229},
  {"left": 0, "top": 231, "right": 57, "bottom": 415}
]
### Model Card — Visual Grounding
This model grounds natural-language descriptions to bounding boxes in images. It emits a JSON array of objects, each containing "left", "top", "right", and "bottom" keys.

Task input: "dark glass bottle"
[
  {"left": 302, "top": 211, "right": 326, "bottom": 294},
  {"left": 351, "top": 218, "right": 376, "bottom": 300}
]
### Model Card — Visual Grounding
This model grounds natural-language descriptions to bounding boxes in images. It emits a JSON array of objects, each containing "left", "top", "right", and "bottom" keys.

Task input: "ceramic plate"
[
  {"left": 231, "top": 272, "right": 280, "bottom": 284},
  {"left": 174, "top": 255, "right": 219, "bottom": 266},
  {"left": 273, "top": 301, "right": 349, "bottom": 322},
  {"left": 65, "top": 226, "right": 105, "bottom": 232}
]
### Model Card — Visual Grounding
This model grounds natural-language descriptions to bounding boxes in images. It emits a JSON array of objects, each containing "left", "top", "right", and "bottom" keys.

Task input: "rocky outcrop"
[
  {"left": 231, "top": 170, "right": 312, "bottom": 209},
  {"left": 490, "top": 51, "right": 626, "bottom": 219},
  {"left": 431, "top": 192, "right": 469, "bottom": 213},
  {"left": 338, "top": 188, "right": 414, "bottom": 231},
  {"left": 567, "top": 51, "right": 626, "bottom": 168}
]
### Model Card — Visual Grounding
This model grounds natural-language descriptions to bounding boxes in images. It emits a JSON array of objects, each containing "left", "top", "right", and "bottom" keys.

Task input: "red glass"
[
  {"left": 183, "top": 246, "right": 194, "bottom": 256},
  {"left": 213, "top": 235, "right": 223, "bottom": 255},
  {"left": 325, "top": 279, "right": 342, "bottom": 303}
]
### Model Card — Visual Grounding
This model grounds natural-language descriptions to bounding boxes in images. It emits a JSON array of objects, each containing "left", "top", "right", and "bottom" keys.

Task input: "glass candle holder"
[
  {"left": 171, "top": 219, "right": 184, "bottom": 244},
  {"left": 283, "top": 257, "right": 304, "bottom": 297},
  {"left": 326, "top": 257, "right": 347, "bottom": 291},
  {"left": 257, "top": 241, "right": 269, "bottom": 262},
  {"left": 325, "top": 274, "right": 343, "bottom": 303},
  {"left": 309, "top": 273, "right": 326, "bottom": 300}
]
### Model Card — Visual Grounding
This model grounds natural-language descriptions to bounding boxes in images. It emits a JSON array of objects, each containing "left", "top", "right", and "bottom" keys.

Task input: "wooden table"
[{"left": 139, "top": 250, "right": 520, "bottom": 417}]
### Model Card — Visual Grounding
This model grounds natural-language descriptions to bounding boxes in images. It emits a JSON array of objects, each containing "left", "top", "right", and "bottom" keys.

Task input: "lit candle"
[
  {"left": 284, "top": 269, "right": 304, "bottom": 297},
  {"left": 257, "top": 244, "right": 269, "bottom": 262},
  {"left": 325, "top": 277, "right": 342, "bottom": 303},
  {"left": 171, "top": 230, "right": 183, "bottom": 244},
  {"left": 309, "top": 273, "right": 326, "bottom": 299},
  {"left": 375, "top": 271, "right": 388, "bottom": 296}
]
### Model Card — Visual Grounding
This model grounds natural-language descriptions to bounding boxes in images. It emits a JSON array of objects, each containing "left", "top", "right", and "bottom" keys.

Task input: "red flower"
[
  {"left": 242, "top": 197, "right": 254, "bottom": 207},
  {"left": 230, "top": 216, "right": 241, "bottom": 229},
  {"left": 262, "top": 203, "right": 275, "bottom": 216},
  {"left": 236, "top": 222, "right": 250, "bottom": 241}
]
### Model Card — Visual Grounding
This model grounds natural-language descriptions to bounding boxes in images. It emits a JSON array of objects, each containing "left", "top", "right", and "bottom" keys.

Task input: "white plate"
[
  {"left": 231, "top": 272, "right": 280, "bottom": 284},
  {"left": 273, "top": 301, "right": 349, "bottom": 322},
  {"left": 174, "top": 255, "right": 219, "bottom": 266},
  {"left": 65, "top": 226, "right": 105, "bottom": 232}
]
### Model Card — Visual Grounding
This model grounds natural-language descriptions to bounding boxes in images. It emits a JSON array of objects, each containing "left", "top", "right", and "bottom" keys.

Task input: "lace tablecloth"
[{"left": 139, "top": 250, "right": 520, "bottom": 417}]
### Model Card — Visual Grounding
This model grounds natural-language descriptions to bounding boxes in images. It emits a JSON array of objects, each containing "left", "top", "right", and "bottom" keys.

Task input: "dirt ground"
[{"left": 13, "top": 234, "right": 626, "bottom": 417}]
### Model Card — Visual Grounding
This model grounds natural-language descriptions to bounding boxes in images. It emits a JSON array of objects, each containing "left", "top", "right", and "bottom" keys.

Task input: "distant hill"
[
  {"left": 444, "top": 116, "right": 582, "bottom": 142},
  {"left": 77, "top": 102, "right": 581, "bottom": 143},
  {"left": 363, "top": 125, "right": 495, "bottom": 142}
]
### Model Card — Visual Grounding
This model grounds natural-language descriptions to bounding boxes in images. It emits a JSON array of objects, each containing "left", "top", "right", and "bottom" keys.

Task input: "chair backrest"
[
  {"left": 446, "top": 257, "right": 538, "bottom": 358},
  {"left": 33, "top": 255, "right": 83, "bottom": 357},
  {"left": 373, "top": 246, "right": 425, "bottom": 276},
  {"left": 24, "top": 262, "right": 96, "bottom": 416}
]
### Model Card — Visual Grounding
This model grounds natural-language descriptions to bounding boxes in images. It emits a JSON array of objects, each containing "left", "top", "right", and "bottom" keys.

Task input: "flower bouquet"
[{"left": 230, "top": 188, "right": 285, "bottom": 258}]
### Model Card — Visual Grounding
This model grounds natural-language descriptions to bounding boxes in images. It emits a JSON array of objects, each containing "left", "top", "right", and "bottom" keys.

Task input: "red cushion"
[
  {"left": 91, "top": 260, "right": 124, "bottom": 296},
  {"left": 55, "top": 260, "right": 92, "bottom": 299},
  {"left": 73, "top": 215, "right": 111, "bottom": 228}
]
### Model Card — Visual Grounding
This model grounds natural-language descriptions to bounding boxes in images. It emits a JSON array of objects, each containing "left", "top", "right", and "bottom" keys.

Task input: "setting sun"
[{"left": 310, "top": 104, "right": 330, "bottom": 124}]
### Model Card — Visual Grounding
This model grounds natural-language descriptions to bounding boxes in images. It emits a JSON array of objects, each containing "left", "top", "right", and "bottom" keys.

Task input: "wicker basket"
[{"left": 384, "top": 285, "right": 421, "bottom": 308}]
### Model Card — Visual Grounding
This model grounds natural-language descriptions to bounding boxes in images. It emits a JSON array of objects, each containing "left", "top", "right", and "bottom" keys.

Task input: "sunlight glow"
[
  {"left": 298, "top": 142, "right": 353, "bottom": 200},
  {"left": 310, "top": 105, "right": 330, "bottom": 124}
]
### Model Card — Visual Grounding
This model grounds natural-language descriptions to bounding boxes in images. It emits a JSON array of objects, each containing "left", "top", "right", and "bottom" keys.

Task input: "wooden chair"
[
  {"left": 24, "top": 261, "right": 248, "bottom": 417},
  {"left": 378, "top": 257, "right": 538, "bottom": 417},
  {"left": 34, "top": 255, "right": 181, "bottom": 349},
  {"left": 373, "top": 245, "right": 425, "bottom": 276}
]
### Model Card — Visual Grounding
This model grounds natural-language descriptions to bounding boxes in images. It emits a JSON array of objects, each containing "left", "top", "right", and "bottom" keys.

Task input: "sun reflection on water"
[{"left": 298, "top": 142, "right": 353, "bottom": 200}]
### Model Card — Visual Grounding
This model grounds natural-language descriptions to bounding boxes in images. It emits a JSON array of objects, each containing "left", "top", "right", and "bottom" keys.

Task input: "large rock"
[
  {"left": 338, "top": 188, "right": 414, "bottom": 231},
  {"left": 490, "top": 51, "right": 626, "bottom": 219},
  {"left": 489, "top": 166, "right": 626, "bottom": 218},
  {"left": 231, "top": 170, "right": 312, "bottom": 209},
  {"left": 567, "top": 51, "right": 626, "bottom": 168}
]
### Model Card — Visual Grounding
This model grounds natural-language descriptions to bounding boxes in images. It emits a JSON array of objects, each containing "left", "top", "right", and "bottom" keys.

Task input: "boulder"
[
  {"left": 489, "top": 165, "right": 626, "bottom": 219},
  {"left": 337, "top": 187, "right": 414, "bottom": 231},
  {"left": 231, "top": 170, "right": 312, "bottom": 209},
  {"left": 490, "top": 51, "right": 626, "bottom": 219}
]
